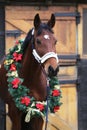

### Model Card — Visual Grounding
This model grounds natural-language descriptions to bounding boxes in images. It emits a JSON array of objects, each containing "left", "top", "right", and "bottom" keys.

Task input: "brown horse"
[{"left": 0, "top": 14, "right": 59, "bottom": 130}]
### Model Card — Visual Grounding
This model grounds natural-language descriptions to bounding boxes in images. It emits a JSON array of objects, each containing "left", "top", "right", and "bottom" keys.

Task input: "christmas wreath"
[{"left": 4, "top": 39, "right": 62, "bottom": 122}]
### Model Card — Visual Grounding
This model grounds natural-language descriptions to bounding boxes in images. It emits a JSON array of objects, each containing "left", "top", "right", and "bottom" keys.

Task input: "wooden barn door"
[{"left": 5, "top": 6, "right": 78, "bottom": 130}]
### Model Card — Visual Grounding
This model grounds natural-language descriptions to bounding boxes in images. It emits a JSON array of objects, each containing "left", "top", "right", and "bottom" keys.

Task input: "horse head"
[{"left": 33, "top": 13, "right": 59, "bottom": 78}]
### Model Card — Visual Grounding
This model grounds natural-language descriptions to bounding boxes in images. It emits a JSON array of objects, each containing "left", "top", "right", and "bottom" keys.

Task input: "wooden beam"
[
  {"left": 6, "top": 19, "right": 32, "bottom": 33},
  {"left": 48, "top": 114, "right": 72, "bottom": 130}
]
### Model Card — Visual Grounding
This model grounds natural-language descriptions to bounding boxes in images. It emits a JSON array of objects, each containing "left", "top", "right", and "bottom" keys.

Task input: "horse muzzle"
[
  {"left": 32, "top": 48, "right": 59, "bottom": 77},
  {"left": 48, "top": 65, "right": 59, "bottom": 78}
]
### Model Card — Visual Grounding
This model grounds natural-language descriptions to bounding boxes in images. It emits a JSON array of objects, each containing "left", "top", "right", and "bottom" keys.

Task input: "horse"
[{"left": 0, "top": 13, "right": 59, "bottom": 130}]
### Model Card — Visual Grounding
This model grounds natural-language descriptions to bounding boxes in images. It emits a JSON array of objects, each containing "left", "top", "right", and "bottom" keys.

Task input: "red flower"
[
  {"left": 53, "top": 106, "right": 60, "bottom": 112},
  {"left": 15, "top": 40, "right": 19, "bottom": 44},
  {"left": 36, "top": 103, "right": 44, "bottom": 111},
  {"left": 10, "top": 64, "right": 16, "bottom": 71},
  {"left": 21, "top": 97, "right": 30, "bottom": 106},
  {"left": 52, "top": 90, "right": 60, "bottom": 96},
  {"left": 13, "top": 52, "right": 22, "bottom": 61},
  {"left": 12, "top": 78, "right": 20, "bottom": 88}
]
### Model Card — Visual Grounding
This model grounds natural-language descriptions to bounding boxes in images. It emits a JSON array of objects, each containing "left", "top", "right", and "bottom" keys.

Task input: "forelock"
[{"left": 36, "top": 23, "right": 53, "bottom": 36}]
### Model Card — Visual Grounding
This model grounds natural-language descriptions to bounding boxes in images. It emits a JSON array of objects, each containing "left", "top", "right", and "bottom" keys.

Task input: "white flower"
[
  {"left": 7, "top": 71, "right": 18, "bottom": 77},
  {"left": 4, "top": 59, "right": 13, "bottom": 65},
  {"left": 15, "top": 44, "right": 22, "bottom": 52},
  {"left": 54, "top": 85, "right": 60, "bottom": 89}
]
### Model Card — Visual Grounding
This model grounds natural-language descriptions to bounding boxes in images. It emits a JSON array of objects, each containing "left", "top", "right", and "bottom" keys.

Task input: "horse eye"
[{"left": 36, "top": 39, "right": 41, "bottom": 44}]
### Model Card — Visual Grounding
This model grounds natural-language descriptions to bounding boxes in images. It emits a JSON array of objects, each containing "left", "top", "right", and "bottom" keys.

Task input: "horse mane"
[
  {"left": 22, "top": 23, "right": 54, "bottom": 53},
  {"left": 22, "top": 29, "right": 34, "bottom": 53}
]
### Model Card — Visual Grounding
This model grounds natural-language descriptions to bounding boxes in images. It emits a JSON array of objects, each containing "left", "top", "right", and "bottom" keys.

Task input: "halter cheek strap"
[{"left": 32, "top": 49, "right": 59, "bottom": 64}]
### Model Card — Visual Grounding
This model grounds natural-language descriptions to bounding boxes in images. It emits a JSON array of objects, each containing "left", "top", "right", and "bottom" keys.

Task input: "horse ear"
[
  {"left": 34, "top": 14, "right": 41, "bottom": 29},
  {"left": 47, "top": 14, "right": 55, "bottom": 28}
]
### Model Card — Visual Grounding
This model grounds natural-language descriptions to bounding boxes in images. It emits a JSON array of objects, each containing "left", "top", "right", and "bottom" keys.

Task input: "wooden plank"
[
  {"left": 6, "top": 19, "right": 32, "bottom": 33},
  {"left": 48, "top": 114, "right": 72, "bottom": 130},
  {"left": 55, "top": 20, "right": 76, "bottom": 54},
  {"left": 6, "top": 22, "right": 17, "bottom": 30},
  {"left": 78, "top": 4, "right": 87, "bottom": 58},
  {"left": 68, "top": 87, "right": 78, "bottom": 130},
  {"left": 57, "top": 86, "right": 78, "bottom": 130},
  {"left": 43, "top": 121, "right": 57, "bottom": 130},
  {"left": 6, "top": 6, "right": 76, "bottom": 20}
]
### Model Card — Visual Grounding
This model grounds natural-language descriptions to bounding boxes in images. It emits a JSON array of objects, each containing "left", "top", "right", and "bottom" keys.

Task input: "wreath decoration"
[{"left": 4, "top": 39, "right": 62, "bottom": 122}]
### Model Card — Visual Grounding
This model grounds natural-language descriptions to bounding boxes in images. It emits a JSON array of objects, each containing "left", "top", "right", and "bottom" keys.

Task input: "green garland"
[{"left": 4, "top": 40, "right": 62, "bottom": 122}]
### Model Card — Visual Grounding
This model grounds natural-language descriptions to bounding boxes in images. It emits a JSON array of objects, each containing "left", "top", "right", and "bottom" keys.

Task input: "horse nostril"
[
  {"left": 48, "top": 65, "right": 54, "bottom": 74},
  {"left": 48, "top": 65, "right": 59, "bottom": 77},
  {"left": 56, "top": 66, "right": 59, "bottom": 73}
]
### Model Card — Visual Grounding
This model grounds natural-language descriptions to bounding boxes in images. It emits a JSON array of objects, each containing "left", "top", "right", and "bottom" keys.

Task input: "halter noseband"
[{"left": 32, "top": 49, "right": 58, "bottom": 64}]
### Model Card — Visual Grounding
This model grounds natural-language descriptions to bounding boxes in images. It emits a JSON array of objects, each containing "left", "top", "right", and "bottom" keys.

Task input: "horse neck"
[
  {"left": 21, "top": 43, "right": 46, "bottom": 86},
  {"left": 20, "top": 43, "right": 47, "bottom": 101}
]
